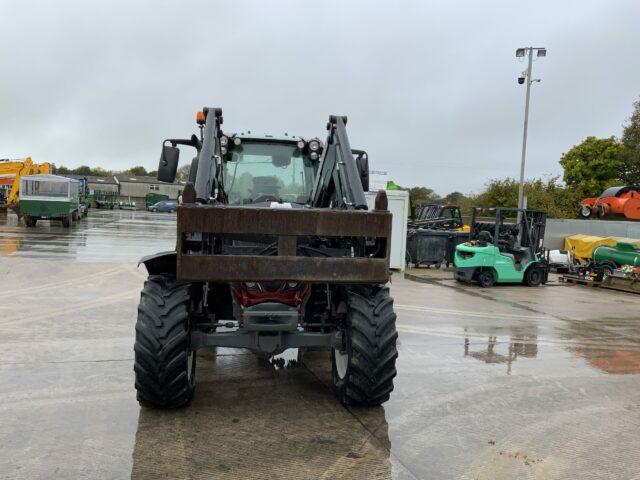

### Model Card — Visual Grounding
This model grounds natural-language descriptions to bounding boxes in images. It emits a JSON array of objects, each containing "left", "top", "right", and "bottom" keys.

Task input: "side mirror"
[
  {"left": 158, "top": 144, "right": 179, "bottom": 183},
  {"left": 355, "top": 153, "right": 369, "bottom": 192}
]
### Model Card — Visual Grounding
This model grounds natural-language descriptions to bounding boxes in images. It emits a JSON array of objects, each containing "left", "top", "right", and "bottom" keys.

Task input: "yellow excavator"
[{"left": 0, "top": 157, "right": 52, "bottom": 212}]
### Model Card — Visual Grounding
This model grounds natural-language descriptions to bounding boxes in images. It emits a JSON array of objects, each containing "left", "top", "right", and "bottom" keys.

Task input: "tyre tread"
[
  {"left": 134, "top": 275, "right": 194, "bottom": 408},
  {"left": 337, "top": 285, "right": 398, "bottom": 406}
]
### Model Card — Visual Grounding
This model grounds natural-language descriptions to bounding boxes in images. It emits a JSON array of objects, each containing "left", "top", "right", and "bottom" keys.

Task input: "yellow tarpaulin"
[{"left": 564, "top": 234, "right": 640, "bottom": 261}]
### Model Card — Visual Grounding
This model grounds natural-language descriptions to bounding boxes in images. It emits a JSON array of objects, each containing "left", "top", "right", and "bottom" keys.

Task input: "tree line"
[
  {"left": 401, "top": 97, "right": 640, "bottom": 219},
  {"left": 53, "top": 165, "right": 158, "bottom": 177}
]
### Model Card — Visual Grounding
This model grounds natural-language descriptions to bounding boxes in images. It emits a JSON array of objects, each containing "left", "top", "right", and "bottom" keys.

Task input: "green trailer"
[
  {"left": 19, "top": 174, "right": 81, "bottom": 228},
  {"left": 94, "top": 190, "right": 118, "bottom": 209}
]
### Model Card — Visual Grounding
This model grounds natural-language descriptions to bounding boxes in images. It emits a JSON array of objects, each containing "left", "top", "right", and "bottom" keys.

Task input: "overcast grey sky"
[{"left": 1, "top": 0, "right": 639, "bottom": 195}]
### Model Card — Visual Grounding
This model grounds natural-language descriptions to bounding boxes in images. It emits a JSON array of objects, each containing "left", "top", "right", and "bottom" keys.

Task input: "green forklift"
[{"left": 454, "top": 207, "right": 549, "bottom": 287}]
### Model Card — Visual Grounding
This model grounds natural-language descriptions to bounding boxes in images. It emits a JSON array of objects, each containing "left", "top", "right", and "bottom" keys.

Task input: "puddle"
[{"left": 559, "top": 318, "right": 640, "bottom": 374}]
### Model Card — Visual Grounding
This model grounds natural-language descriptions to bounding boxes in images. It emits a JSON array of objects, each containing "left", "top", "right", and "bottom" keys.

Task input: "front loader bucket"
[{"left": 176, "top": 205, "right": 391, "bottom": 283}]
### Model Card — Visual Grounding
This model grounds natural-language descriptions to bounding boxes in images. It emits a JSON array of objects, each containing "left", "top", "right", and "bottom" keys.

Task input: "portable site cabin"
[{"left": 19, "top": 174, "right": 81, "bottom": 227}]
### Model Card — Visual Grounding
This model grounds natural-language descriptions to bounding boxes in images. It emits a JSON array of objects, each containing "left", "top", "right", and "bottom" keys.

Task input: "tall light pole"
[{"left": 515, "top": 47, "right": 546, "bottom": 211}]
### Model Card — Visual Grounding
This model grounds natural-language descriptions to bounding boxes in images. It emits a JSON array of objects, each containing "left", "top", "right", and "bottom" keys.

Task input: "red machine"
[{"left": 579, "top": 186, "right": 640, "bottom": 220}]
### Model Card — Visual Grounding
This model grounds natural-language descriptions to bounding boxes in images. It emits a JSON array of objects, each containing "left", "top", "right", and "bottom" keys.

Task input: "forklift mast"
[{"left": 469, "top": 207, "right": 547, "bottom": 257}]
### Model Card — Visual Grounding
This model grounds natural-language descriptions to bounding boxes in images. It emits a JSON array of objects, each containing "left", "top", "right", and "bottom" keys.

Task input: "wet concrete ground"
[{"left": 1, "top": 209, "right": 639, "bottom": 479}]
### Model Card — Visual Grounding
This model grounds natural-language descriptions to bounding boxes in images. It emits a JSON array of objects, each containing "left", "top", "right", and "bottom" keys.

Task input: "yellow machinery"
[
  {"left": 564, "top": 234, "right": 640, "bottom": 261},
  {"left": 0, "top": 158, "right": 52, "bottom": 210}
]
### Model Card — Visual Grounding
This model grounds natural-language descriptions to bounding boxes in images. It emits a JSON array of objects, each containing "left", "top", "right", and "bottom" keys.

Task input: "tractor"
[
  {"left": 134, "top": 108, "right": 398, "bottom": 408},
  {"left": 454, "top": 207, "right": 549, "bottom": 287}
]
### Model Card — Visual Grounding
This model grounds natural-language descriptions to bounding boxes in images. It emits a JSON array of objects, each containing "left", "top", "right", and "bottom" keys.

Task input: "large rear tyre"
[
  {"left": 332, "top": 285, "right": 398, "bottom": 406},
  {"left": 134, "top": 275, "right": 195, "bottom": 408},
  {"left": 478, "top": 270, "right": 495, "bottom": 288}
]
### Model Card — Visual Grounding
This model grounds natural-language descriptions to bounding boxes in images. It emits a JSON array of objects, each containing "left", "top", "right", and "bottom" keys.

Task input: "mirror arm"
[{"left": 165, "top": 137, "right": 201, "bottom": 151}]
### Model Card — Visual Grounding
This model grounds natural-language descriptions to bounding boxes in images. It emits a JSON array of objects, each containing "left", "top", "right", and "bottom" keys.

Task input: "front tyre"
[
  {"left": 524, "top": 267, "right": 543, "bottom": 287},
  {"left": 332, "top": 285, "right": 398, "bottom": 406},
  {"left": 23, "top": 214, "right": 37, "bottom": 227},
  {"left": 134, "top": 275, "right": 195, "bottom": 408}
]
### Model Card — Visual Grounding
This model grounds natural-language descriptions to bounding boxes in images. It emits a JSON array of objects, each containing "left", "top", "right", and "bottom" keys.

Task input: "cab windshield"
[{"left": 223, "top": 141, "right": 317, "bottom": 205}]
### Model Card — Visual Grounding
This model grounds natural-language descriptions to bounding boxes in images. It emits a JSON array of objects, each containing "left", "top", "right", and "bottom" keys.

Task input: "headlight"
[
  {"left": 309, "top": 140, "right": 320, "bottom": 151},
  {"left": 244, "top": 282, "right": 259, "bottom": 289},
  {"left": 221, "top": 146, "right": 228, "bottom": 155},
  {"left": 296, "top": 140, "right": 305, "bottom": 149},
  {"left": 287, "top": 282, "right": 298, "bottom": 289},
  {"left": 309, "top": 151, "right": 319, "bottom": 160},
  {"left": 220, "top": 135, "right": 229, "bottom": 146},
  {"left": 233, "top": 137, "right": 242, "bottom": 146}
]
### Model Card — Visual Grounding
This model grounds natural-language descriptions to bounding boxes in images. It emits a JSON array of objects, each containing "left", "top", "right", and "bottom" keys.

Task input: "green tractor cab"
[{"left": 454, "top": 207, "right": 549, "bottom": 287}]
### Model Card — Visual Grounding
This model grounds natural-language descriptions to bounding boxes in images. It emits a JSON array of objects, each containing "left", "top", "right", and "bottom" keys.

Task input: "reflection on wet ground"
[
  {"left": 464, "top": 332, "right": 538, "bottom": 374},
  {"left": 0, "top": 209, "right": 175, "bottom": 261},
  {"left": 1, "top": 210, "right": 640, "bottom": 479}
]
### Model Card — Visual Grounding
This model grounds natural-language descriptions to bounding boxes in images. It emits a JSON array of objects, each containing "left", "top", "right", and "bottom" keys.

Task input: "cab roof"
[
  {"left": 233, "top": 132, "right": 303, "bottom": 143},
  {"left": 21, "top": 174, "right": 78, "bottom": 183}
]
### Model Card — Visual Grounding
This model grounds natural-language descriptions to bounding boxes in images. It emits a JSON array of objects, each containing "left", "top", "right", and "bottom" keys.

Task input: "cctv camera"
[{"left": 518, "top": 76, "right": 525, "bottom": 85}]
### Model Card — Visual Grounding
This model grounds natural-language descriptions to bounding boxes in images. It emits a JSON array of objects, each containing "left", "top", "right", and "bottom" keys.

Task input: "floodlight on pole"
[{"left": 515, "top": 47, "right": 547, "bottom": 212}]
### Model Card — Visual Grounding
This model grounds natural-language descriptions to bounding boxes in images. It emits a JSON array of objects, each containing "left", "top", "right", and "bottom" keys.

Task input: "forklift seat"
[
  {"left": 477, "top": 230, "right": 493, "bottom": 246},
  {"left": 498, "top": 234, "right": 516, "bottom": 252},
  {"left": 500, "top": 251, "right": 517, "bottom": 265},
  {"left": 510, "top": 247, "right": 532, "bottom": 270}
]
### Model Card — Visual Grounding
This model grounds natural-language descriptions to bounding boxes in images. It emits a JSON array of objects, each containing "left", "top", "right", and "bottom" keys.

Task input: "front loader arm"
[
  {"left": 193, "top": 107, "right": 224, "bottom": 204},
  {"left": 310, "top": 115, "right": 368, "bottom": 210}
]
